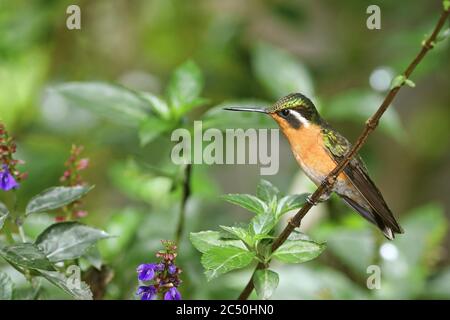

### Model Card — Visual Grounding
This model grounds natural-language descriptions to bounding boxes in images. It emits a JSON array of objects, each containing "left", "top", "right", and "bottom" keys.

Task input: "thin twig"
[
  {"left": 238, "top": 8, "right": 449, "bottom": 300},
  {"left": 175, "top": 163, "right": 192, "bottom": 244}
]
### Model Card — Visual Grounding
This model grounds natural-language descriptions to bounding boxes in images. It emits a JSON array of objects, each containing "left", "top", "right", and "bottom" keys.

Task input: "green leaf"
[
  {"left": 45, "top": 82, "right": 151, "bottom": 127},
  {"left": 222, "top": 194, "right": 268, "bottom": 215},
  {"left": 276, "top": 194, "right": 308, "bottom": 217},
  {"left": 139, "top": 117, "right": 173, "bottom": 146},
  {"left": 138, "top": 92, "right": 171, "bottom": 120},
  {"left": 272, "top": 239, "right": 325, "bottom": 264},
  {"left": 219, "top": 226, "right": 253, "bottom": 246},
  {"left": 252, "top": 42, "right": 314, "bottom": 98},
  {"left": 0, "top": 271, "right": 14, "bottom": 300},
  {"left": 0, "top": 201, "right": 9, "bottom": 230},
  {"left": 167, "top": 60, "right": 205, "bottom": 116},
  {"left": 201, "top": 246, "right": 255, "bottom": 281},
  {"left": 26, "top": 185, "right": 93, "bottom": 215},
  {"left": 35, "top": 221, "right": 110, "bottom": 262},
  {"left": 288, "top": 229, "right": 313, "bottom": 241},
  {"left": 256, "top": 180, "right": 279, "bottom": 203},
  {"left": 253, "top": 269, "right": 279, "bottom": 300},
  {"left": 251, "top": 212, "right": 276, "bottom": 236},
  {"left": 0, "top": 243, "right": 55, "bottom": 271},
  {"left": 189, "top": 231, "right": 242, "bottom": 253},
  {"left": 37, "top": 270, "right": 93, "bottom": 300}
]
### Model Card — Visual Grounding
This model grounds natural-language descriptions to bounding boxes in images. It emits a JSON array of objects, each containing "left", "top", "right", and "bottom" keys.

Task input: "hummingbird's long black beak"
[{"left": 223, "top": 107, "right": 268, "bottom": 114}]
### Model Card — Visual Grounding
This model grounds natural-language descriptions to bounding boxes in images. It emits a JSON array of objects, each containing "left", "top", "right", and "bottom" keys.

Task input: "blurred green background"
[{"left": 0, "top": 0, "right": 449, "bottom": 299}]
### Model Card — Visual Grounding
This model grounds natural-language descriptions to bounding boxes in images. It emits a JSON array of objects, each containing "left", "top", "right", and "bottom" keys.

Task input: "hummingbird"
[{"left": 225, "top": 93, "right": 403, "bottom": 240}]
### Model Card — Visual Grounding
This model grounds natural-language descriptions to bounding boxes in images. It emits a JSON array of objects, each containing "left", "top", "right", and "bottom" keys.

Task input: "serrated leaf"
[
  {"left": 219, "top": 226, "right": 253, "bottom": 246},
  {"left": 201, "top": 246, "right": 255, "bottom": 281},
  {"left": 252, "top": 42, "right": 314, "bottom": 98},
  {"left": 0, "top": 201, "right": 9, "bottom": 230},
  {"left": 256, "top": 180, "right": 279, "bottom": 203},
  {"left": 272, "top": 239, "right": 325, "bottom": 264},
  {"left": 0, "top": 271, "right": 14, "bottom": 300},
  {"left": 37, "top": 269, "right": 93, "bottom": 300},
  {"left": 190, "top": 231, "right": 242, "bottom": 253},
  {"left": 26, "top": 186, "right": 93, "bottom": 215},
  {"left": 222, "top": 194, "right": 268, "bottom": 215},
  {"left": 251, "top": 212, "right": 276, "bottom": 236},
  {"left": 167, "top": 60, "right": 205, "bottom": 116},
  {"left": 276, "top": 194, "right": 308, "bottom": 217},
  {"left": 253, "top": 269, "right": 279, "bottom": 300},
  {"left": 44, "top": 82, "right": 151, "bottom": 127},
  {"left": 0, "top": 243, "right": 55, "bottom": 271},
  {"left": 35, "top": 221, "right": 110, "bottom": 262}
]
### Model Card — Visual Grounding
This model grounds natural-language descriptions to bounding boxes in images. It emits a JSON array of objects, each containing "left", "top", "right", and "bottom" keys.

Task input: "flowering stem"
[
  {"left": 175, "top": 164, "right": 192, "bottom": 245},
  {"left": 237, "top": 7, "right": 450, "bottom": 300}
]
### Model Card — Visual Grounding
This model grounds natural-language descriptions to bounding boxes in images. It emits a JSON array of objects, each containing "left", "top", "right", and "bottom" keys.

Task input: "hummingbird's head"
[
  {"left": 223, "top": 93, "right": 320, "bottom": 130},
  {"left": 267, "top": 93, "right": 320, "bottom": 130}
]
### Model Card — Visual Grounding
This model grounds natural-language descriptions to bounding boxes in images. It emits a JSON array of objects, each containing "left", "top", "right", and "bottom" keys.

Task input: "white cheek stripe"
[{"left": 291, "top": 111, "right": 310, "bottom": 127}]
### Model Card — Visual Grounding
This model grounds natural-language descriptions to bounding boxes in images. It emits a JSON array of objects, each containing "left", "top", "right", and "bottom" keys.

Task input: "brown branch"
[
  {"left": 175, "top": 163, "right": 192, "bottom": 244},
  {"left": 238, "top": 7, "right": 449, "bottom": 300}
]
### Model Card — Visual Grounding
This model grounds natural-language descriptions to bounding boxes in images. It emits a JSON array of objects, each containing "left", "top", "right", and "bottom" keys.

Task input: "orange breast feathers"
[{"left": 274, "top": 118, "right": 346, "bottom": 182}]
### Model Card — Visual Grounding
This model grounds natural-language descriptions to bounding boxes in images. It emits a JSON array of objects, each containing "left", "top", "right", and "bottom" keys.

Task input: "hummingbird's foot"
[{"left": 318, "top": 192, "right": 331, "bottom": 202}]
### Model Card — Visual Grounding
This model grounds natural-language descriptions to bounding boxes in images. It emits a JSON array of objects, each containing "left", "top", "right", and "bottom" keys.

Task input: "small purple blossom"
[
  {"left": 0, "top": 165, "right": 19, "bottom": 191},
  {"left": 164, "top": 287, "right": 181, "bottom": 300},
  {"left": 168, "top": 264, "right": 177, "bottom": 275},
  {"left": 137, "top": 263, "right": 158, "bottom": 281},
  {"left": 137, "top": 285, "right": 157, "bottom": 300}
]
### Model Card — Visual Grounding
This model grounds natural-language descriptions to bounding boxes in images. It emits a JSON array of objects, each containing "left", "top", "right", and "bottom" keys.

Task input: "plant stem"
[
  {"left": 18, "top": 224, "right": 26, "bottom": 243},
  {"left": 175, "top": 163, "right": 192, "bottom": 244},
  {"left": 237, "top": 8, "right": 450, "bottom": 300}
]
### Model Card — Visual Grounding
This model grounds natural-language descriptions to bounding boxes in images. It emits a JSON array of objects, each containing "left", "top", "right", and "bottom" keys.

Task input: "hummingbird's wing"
[{"left": 321, "top": 126, "right": 403, "bottom": 239}]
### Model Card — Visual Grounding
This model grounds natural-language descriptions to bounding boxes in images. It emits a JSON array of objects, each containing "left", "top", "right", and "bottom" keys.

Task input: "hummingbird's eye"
[{"left": 281, "top": 109, "right": 290, "bottom": 117}]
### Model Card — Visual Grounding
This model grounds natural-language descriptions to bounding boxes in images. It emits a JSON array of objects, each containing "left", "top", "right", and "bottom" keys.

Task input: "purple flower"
[
  {"left": 137, "top": 285, "right": 157, "bottom": 300},
  {"left": 164, "top": 287, "right": 181, "bottom": 300},
  {"left": 137, "top": 263, "right": 158, "bottom": 281},
  {"left": 168, "top": 264, "right": 177, "bottom": 274},
  {"left": 0, "top": 165, "right": 19, "bottom": 191}
]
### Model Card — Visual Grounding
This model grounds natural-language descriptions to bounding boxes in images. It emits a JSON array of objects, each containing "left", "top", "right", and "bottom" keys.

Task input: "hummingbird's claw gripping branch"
[{"left": 237, "top": 7, "right": 449, "bottom": 300}]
